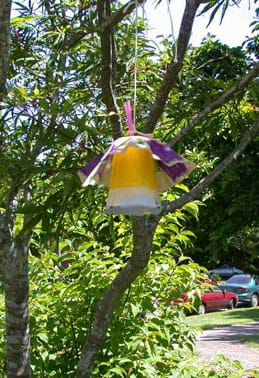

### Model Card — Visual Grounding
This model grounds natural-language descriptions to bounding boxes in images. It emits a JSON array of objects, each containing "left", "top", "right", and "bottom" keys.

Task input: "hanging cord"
[
  {"left": 133, "top": 0, "right": 139, "bottom": 127},
  {"left": 166, "top": 0, "right": 178, "bottom": 63}
]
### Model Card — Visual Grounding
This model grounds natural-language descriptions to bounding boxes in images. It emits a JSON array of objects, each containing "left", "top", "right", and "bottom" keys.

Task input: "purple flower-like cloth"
[
  {"left": 78, "top": 136, "right": 195, "bottom": 191},
  {"left": 147, "top": 139, "right": 183, "bottom": 164},
  {"left": 80, "top": 153, "right": 104, "bottom": 178}
]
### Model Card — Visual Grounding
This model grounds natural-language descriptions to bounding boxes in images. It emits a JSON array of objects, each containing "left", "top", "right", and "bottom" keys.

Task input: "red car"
[{"left": 172, "top": 280, "right": 239, "bottom": 315}]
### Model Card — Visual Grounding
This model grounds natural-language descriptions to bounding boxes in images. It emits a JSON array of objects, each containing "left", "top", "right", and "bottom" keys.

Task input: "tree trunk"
[
  {"left": 77, "top": 215, "right": 159, "bottom": 377},
  {"left": 4, "top": 239, "right": 31, "bottom": 378},
  {"left": 0, "top": 0, "right": 12, "bottom": 94}
]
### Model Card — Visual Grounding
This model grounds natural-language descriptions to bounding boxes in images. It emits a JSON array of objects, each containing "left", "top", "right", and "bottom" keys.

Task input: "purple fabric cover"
[
  {"left": 147, "top": 139, "right": 183, "bottom": 164},
  {"left": 79, "top": 136, "right": 193, "bottom": 186},
  {"left": 159, "top": 161, "right": 188, "bottom": 181},
  {"left": 80, "top": 152, "right": 104, "bottom": 177},
  {"left": 80, "top": 143, "right": 119, "bottom": 179}
]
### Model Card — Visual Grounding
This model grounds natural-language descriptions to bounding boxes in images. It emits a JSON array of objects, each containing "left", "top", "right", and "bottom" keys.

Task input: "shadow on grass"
[
  {"left": 223, "top": 307, "right": 259, "bottom": 321},
  {"left": 187, "top": 306, "right": 259, "bottom": 330}
]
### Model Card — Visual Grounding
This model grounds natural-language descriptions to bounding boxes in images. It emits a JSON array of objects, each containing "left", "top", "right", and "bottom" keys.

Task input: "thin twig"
[
  {"left": 102, "top": 0, "right": 144, "bottom": 30},
  {"left": 163, "top": 116, "right": 259, "bottom": 214},
  {"left": 170, "top": 63, "right": 259, "bottom": 147}
]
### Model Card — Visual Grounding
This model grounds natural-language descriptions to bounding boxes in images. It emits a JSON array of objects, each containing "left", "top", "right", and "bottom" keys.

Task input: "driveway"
[{"left": 195, "top": 321, "right": 259, "bottom": 370}]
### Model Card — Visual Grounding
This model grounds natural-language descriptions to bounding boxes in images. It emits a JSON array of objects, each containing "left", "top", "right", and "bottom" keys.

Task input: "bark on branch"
[
  {"left": 144, "top": 0, "right": 201, "bottom": 134},
  {"left": 163, "top": 116, "right": 259, "bottom": 214},
  {"left": 0, "top": 184, "right": 31, "bottom": 377},
  {"left": 77, "top": 216, "right": 159, "bottom": 377},
  {"left": 0, "top": 185, "right": 18, "bottom": 275},
  {"left": 0, "top": 0, "right": 12, "bottom": 95},
  {"left": 55, "top": 0, "right": 140, "bottom": 51},
  {"left": 170, "top": 63, "right": 259, "bottom": 147},
  {"left": 5, "top": 239, "right": 31, "bottom": 378},
  {"left": 97, "top": 0, "right": 122, "bottom": 140},
  {"left": 102, "top": 0, "right": 144, "bottom": 30}
]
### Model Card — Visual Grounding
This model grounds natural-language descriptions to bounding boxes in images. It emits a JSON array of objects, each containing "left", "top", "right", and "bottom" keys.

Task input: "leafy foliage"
[
  {"left": 2, "top": 253, "right": 257, "bottom": 377},
  {"left": 1, "top": 0, "right": 259, "bottom": 377},
  {"left": 27, "top": 245, "right": 204, "bottom": 376},
  {"left": 165, "top": 36, "right": 259, "bottom": 272}
]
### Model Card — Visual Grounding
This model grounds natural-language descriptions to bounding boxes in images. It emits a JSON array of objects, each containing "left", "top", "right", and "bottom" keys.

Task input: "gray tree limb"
[
  {"left": 0, "top": 185, "right": 18, "bottom": 275},
  {"left": 4, "top": 185, "right": 33, "bottom": 378},
  {"left": 144, "top": 0, "right": 202, "bottom": 134},
  {"left": 60, "top": 0, "right": 143, "bottom": 52},
  {"left": 170, "top": 63, "right": 259, "bottom": 147},
  {"left": 0, "top": 0, "right": 12, "bottom": 95},
  {"left": 0, "top": 184, "right": 31, "bottom": 377},
  {"left": 77, "top": 216, "right": 159, "bottom": 377},
  {"left": 97, "top": 0, "right": 122, "bottom": 140},
  {"left": 5, "top": 239, "right": 31, "bottom": 378},
  {"left": 163, "top": 116, "right": 259, "bottom": 214},
  {"left": 102, "top": 0, "right": 144, "bottom": 30}
]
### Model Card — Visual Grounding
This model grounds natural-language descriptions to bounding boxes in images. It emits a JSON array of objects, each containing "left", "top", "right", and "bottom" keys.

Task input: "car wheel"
[
  {"left": 250, "top": 294, "right": 259, "bottom": 307},
  {"left": 227, "top": 299, "right": 235, "bottom": 310},
  {"left": 197, "top": 304, "right": 206, "bottom": 315}
]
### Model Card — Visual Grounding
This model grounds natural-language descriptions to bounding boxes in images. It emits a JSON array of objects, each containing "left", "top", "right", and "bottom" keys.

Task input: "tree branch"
[
  {"left": 102, "top": 0, "right": 144, "bottom": 30},
  {"left": 0, "top": 184, "right": 18, "bottom": 276},
  {"left": 97, "top": 0, "right": 122, "bottom": 140},
  {"left": 144, "top": 0, "right": 201, "bottom": 134},
  {"left": 163, "top": 116, "right": 259, "bottom": 214},
  {"left": 0, "top": 0, "right": 12, "bottom": 96},
  {"left": 77, "top": 215, "right": 159, "bottom": 377},
  {"left": 61, "top": 30, "right": 88, "bottom": 49},
  {"left": 170, "top": 63, "right": 259, "bottom": 147}
]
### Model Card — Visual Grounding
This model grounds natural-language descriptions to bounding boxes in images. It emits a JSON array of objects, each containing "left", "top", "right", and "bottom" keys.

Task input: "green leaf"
[
  {"left": 109, "top": 367, "right": 127, "bottom": 377},
  {"left": 17, "top": 86, "right": 29, "bottom": 99},
  {"left": 49, "top": 371, "right": 57, "bottom": 376},
  {"left": 58, "top": 253, "right": 76, "bottom": 263},
  {"left": 183, "top": 202, "right": 199, "bottom": 219},
  {"left": 175, "top": 183, "right": 190, "bottom": 193},
  {"left": 11, "top": 15, "right": 40, "bottom": 27},
  {"left": 37, "top": 332, "right": 48, "bottom": 343}
]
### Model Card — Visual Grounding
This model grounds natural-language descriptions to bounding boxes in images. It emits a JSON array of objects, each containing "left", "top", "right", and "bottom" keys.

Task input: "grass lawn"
[
  {"left": 187, "top": 306, "right": 259, "bottom": 330},
  {"left": 240, "top": 335, "right": 259, "bottom": 349}
]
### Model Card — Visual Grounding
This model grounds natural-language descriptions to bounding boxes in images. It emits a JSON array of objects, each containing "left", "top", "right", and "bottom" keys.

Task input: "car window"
[
  {"left": 202, "top": 281, "right": 213, "bottom": 292},
  {"left": 226, "top": 275, "right": 251, "bottom": 284},
  {"left": 212, "top": 285, "right": 222, "bottom": 293}
]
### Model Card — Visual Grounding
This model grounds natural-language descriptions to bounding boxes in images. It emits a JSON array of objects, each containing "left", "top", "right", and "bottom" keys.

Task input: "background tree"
[
  {"left": 179, "top": 37, "right": 259, "bottom": 271},
  {"left": 0, "top": 0, "right": 258, "bottom": 377}
]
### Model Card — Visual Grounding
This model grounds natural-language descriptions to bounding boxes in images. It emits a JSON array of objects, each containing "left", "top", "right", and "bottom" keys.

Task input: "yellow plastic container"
[
  {"left": 109, "top": 147, "right": 157, "bottom": 189},
  {"left": 107, "top": 147, "right": 161, "bottom": 215}
]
